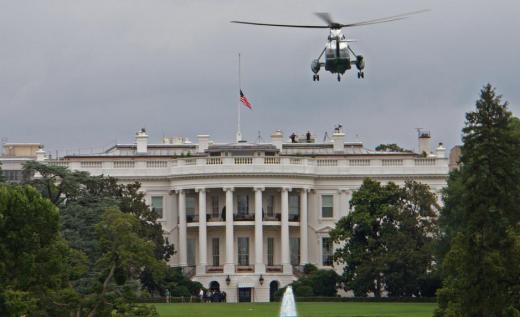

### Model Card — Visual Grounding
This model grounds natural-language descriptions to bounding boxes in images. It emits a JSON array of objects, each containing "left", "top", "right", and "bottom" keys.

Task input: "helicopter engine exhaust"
[
  {"left": 356, "top": 55, "right": 365, "bottom": 70},
  {"left": 311, "top": 59, "right": 321, "bottom": 74}
]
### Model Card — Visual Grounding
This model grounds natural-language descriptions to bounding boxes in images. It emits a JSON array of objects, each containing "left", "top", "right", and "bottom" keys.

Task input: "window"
[
  {"left": 187, "top": 239, "right": 196, "bottom": 266},
  {"left": 151, "top": 196, "right": 164, "bottom": 218},
  {"left": 322, "top": 237, "right": 333, "bottom": 266},
  {"left": 267, "top": 237, "right": 274, "bottom": 266},
  {"left": 290, "top": 237, "right": 300, "bottom": 266},
  {"left": 3, "top": 170, "right": 24, "bottom": 182},
  {"left": 321, "top": 195, "right": 334, "bottom": 218},
  {"left": 237, "top": 237, "right": 249, "bottom": 266},
  {"left": 237, "top": 194, "right": 249, "bottom": 215},
  {"left": 212, "top": 238, "right": 220, "bottom": 266},
  {"left": 289, "top": 194, "right": 300, "bottom": 220},
  {"left": 211, "top": 196, "right": 219, "bottom": 218},
  {"left": 266, "top": 195, "right": 275, "bottom": 217},
  {"left": 186, "top": 195, "right": 196, "bottom": 219}
]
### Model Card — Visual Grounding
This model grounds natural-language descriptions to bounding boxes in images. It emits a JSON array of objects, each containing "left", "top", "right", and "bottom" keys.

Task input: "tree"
[
  {"left": 435, "top": 85, "right": 520, "bottom": 317},
  {"left": 274, "top": 267, "right": 340, "bottom": 298},
  {"left": 83, "top": 208, "right": 160, "bottom": 317},
  {"left": 375, "top": 144, "right": 408, "bottom": 152},
  {"left": 0, "top": 184, "right": 84, "bottom": 317},
  {"left": 23, "top": 162, "right": 174, "bottom": 262},
  {"left": 21, "top": 162, "right": 173, "bottom": 316},
  {"left": 330, "top": 178, "right": 439, "bottom": 297}
]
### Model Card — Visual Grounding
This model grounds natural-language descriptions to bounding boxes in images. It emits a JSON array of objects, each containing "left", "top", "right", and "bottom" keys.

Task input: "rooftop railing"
[{"left": 46, "top": 156, "right": 448, "bottom": 177}]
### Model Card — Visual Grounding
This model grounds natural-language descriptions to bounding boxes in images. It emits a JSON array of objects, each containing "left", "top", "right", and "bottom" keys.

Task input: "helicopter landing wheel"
[{"left": 337, "top": 74, "right": 341, "bottom": 82}]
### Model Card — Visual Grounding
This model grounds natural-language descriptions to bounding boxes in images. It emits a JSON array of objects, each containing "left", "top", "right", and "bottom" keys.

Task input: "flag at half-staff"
[{"left": 240, "top": 89, "right": 253, "bottom": 109}]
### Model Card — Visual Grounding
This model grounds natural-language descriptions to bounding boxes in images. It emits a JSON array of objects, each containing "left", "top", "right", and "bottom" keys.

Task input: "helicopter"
[{"left": 231, "top": 10, "right": 428, "bottom": 82}]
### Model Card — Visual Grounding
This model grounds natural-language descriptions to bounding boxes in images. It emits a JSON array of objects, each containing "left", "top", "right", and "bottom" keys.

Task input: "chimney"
[
  {"left": 418, "top": 131, "right": 431, "bottom": 156},
  {"left": 436, "top": 142, "right": 446, "bottom": 158},
  {"left": 197, "top": 135, "right": 210, "bottom": 153},
  {"left": 332, "top": 124, "right": 345, "bottom": 153},
  {"left": 271, "top": 130, "right": 284, "bottom": 151},
  {"left": 136, "top": 128, "right": 149, "bottom": 154},
  {"left": 36, "top": 147, "right": 46, "bottom": 162}
]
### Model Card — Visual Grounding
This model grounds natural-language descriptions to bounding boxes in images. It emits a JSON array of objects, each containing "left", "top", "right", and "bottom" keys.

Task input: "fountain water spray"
[{"left": 280, "top": 286, "right": 297, "bottom": 317}]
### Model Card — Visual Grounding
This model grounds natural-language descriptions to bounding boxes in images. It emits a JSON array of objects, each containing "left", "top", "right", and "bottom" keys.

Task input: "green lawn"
[{"left": 155, "top": 302, "right": 436, "bottom": 317}]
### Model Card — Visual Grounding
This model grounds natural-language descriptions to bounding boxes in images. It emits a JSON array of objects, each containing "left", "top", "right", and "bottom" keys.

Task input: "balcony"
[
  {"left": 233, "top": 213, "right": 254, "bottom": 221},
  {"left": 263, "top": 213, "right": 281, "bottom": 221},
  {"left": 235, "top": 265, "right": 254, "bottom": 273},
  {"left": 266, "top": 265, "right": 283, "bottom": 273},
  {"left": 54, "top": 156, "right": 449, "bottom": 180},
  {"left": 208, "top": 215, "right": 224, "bottom": 222},
  {"left": 288, "top": 214, "right": 300, "bottom": 222},
  {"left": 206, "top": 266, "right": 224, "bottom": 273}
]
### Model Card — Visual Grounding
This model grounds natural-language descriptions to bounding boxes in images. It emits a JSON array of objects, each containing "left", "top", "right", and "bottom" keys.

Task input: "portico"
[{"left": 175, "top": 186, "right": 310, "bottom": 277}]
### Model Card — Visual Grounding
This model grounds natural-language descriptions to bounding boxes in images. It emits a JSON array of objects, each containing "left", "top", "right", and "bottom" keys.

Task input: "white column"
[
  {"left": 299, "top": 188, "right": 309, "bottom": 265},
  {"left": 281, "top": 187, "right": 292, "bottom": 273},
  {"left": 224, "top": 187, "right": 235, "bottom": 273},
  {"left": 338, "top": 189, "right": 350, "bottom": 218},
  {"left": 197, "top": 188, "right": 207, "bottom": 275},
  {"left": 178, "top": 189, "right": 187, "bottom": 267},
  {"left": 254, "top": 187, "right": 265, "bottom": 273}
]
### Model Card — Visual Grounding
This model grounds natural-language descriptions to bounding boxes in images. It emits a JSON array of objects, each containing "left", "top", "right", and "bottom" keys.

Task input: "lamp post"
[
  {"left": 259, "top": 274, "right": 264, "bottom": 285},
  {"left": 226, "top": 275, "right": 231, "bottom": 286}
]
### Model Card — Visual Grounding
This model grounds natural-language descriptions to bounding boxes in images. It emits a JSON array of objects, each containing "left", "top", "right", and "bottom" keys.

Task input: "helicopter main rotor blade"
[
  {"left": 341, "top": 9, "right": 430, "bottom": 28},
  {"left": 230, "top": 21, "right": 329, "bottom": 28},
  {"left": 314, "top": 12, "right": 335, "bottom": 25}
]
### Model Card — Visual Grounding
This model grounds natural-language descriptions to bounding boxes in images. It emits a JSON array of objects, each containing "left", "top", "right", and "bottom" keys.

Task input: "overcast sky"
[{"left": 1, "top": 0, "right": 519, "bottom": 155}]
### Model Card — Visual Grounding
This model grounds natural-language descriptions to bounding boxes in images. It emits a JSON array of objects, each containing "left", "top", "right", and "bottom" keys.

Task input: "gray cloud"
[{"left": 0, "top": 0, "right": 519, "bottom": 154}]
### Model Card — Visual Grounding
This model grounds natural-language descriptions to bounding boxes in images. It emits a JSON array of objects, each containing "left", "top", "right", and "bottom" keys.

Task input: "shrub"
[
  {"left": 171, "top": 286, "right": 190, "bottom": 297},
  {"left": 294, "top": 285, "right": 313, "bottom": 297}
]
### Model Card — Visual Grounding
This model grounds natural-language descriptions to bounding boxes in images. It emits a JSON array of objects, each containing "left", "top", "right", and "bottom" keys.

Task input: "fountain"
[{"left": 279, "top": 286, "right": 297, "bottom": 317}]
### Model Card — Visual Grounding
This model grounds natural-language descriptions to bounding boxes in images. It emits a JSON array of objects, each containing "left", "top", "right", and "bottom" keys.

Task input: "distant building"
[
  {"left": 42, "top": 128, "right": 449, "bottom": 302},
  {"left": 449, "top": 145, "right": 462, "bottom": 171},
  {"left": 1, "top": 143, "right": 44, "bottom": 182}
]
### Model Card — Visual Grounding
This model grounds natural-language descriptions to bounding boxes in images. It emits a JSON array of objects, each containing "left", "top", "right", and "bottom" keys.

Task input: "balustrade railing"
[
  {"left": 54, "top": 155, "right": 445, "bottom": 172},
  {"left": 264, "top": 157, "right": 280, "bottom": 164},
  {"left": 114, "top": 161, "right": 135, "bottom": 168},
  {"left": 147, "top": 160, "right": 168, "bottom": 168},
  {"left": 382, "top": 159, "right": 403, "bottom": 167},
  {"left": 234, "top": 157, "right": 253, "bottom": 165},
  {"left": 206, "top": 157, "right": 223, "bottom": 165}
]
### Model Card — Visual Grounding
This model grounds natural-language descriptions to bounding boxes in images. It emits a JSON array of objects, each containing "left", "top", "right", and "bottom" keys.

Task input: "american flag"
[{"left": 240, "top": 89, "right": 252, "bottom": 109}]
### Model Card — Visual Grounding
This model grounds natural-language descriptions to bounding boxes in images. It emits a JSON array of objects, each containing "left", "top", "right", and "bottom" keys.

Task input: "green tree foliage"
[
  {"left": 24, "top": 162, "right": 173, "bottom": 258},
  {"left": 435, "top": 85, "right": 520, "bottom": 317},
  {"left": 0, "top": 184, "right": 85, "bottom": 317},
  {"left": 275, "top": 265, "right": 340, "bottom": 298},
  {"left": 375, "top": 144, "right": 408, "bottom": 152},
  {"left": 82, "top": 208, "right": 160, "bottom": 317},
  {"left": 23, "top": 162, "right": 174, "bottom": 288},
  {"left": 20, "top": 162, "right": 175, "bottom": 316},
  {"left": 330, "top": 178, "right": 439, "bottom": 297}
]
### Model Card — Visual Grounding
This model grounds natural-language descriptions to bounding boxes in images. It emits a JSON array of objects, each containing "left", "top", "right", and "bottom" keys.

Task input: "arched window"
[
  {"left": 209, "top": 281, "right": 220, "bottom": 292},
  {"left": 269, "top": 280, "right": 279, "bottom": 302}
]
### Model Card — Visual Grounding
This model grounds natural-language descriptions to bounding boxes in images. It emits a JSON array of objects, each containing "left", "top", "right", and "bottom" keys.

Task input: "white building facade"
[{"left": 45, "top": 129, "right": 448, "bottom": 303}]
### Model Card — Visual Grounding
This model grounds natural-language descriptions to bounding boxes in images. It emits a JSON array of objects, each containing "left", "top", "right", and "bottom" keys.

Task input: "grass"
[{"left": 155, "top": 302, "right": 436, "bottom": 317}]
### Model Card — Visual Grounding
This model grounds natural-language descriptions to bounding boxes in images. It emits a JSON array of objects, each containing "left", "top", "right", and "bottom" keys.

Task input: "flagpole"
[{"left": 236, "top": 53, "right": 242, "bottom": 143}]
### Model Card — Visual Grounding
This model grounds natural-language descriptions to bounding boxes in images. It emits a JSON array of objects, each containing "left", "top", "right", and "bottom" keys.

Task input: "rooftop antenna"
[
  {"left": 323, "top": 131, "right": 329, "bottom": 142},
  {"left": 257, "top": 130, "right": 264, "bottom": 143}
]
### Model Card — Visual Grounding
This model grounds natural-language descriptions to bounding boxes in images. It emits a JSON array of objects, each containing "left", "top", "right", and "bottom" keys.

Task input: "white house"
[{"left": 44, "top": 128, "right": 448, "bottom": 303}]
